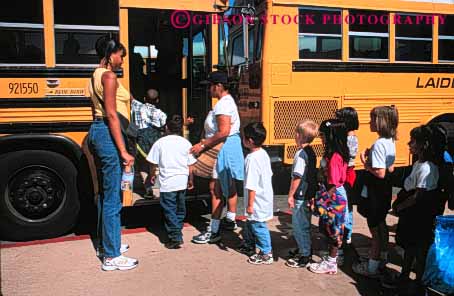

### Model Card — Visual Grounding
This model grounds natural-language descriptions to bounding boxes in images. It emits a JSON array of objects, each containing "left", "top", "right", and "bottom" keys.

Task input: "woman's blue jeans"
[{"left": 88, "top": 120, "right": 122, "bottom": 258}]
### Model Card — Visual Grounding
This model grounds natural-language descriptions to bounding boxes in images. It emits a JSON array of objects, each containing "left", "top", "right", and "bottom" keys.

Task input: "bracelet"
[{"left": 200, "top": 143, "right": 205, "bottom": 149}]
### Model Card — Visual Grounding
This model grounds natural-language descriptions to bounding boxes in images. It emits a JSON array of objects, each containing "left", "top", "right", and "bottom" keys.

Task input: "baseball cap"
[{"left": 200, "top": 71, "right": 229, "bottom": 85}]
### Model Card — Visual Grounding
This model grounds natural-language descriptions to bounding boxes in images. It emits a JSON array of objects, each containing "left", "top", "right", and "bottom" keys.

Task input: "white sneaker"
[
  {"left": 102, "top": 255, "right": 138, "bottom": 271},
  {"left": 309, "top": 258, "right": 337, "bottom": 275},
  {"left": 120, "top": 244, "right": 129, "bottom": 254},
  {"left": 317, "top": 251, "right": 344, "bottom": 266}
]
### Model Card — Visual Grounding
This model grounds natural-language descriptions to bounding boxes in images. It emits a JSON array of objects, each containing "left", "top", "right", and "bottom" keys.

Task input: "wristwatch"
[{"left": 200, "top": 143, "right": 206, "bottom": 149}]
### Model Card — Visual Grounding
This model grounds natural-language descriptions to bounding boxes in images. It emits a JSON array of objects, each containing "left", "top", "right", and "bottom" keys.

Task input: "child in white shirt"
[
  {"left": 147, "top": 115, "right": 196, "bottom": 249},
  {"left": 239, "top": 122, "right": 274, "bottom": 265}
]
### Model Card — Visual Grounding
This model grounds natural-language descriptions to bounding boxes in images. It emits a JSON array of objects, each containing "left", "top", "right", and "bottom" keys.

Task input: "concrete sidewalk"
[{"left": 1, "top": 207, "right": 452, "bottom": 296}]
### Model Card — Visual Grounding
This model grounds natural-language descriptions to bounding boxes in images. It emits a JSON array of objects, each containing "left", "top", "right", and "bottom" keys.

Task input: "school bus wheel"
[{"left": 0, "top": 150, "right": 80, "bottom": 241}]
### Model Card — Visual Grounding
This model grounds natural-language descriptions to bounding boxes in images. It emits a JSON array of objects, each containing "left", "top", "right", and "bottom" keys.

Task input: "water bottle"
[{"left": 121, "top": 165, "right": 134, "bottom": 206}]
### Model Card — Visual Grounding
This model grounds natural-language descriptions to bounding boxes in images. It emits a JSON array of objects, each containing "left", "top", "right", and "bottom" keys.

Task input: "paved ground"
[{"left": 1, "top": 197, "right": 452, "bottom": 296}]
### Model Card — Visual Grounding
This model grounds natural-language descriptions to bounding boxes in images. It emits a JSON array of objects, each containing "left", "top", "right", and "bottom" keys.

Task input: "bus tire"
[{"left": 0, "top": 150, "right": 80, "bottom": 241}]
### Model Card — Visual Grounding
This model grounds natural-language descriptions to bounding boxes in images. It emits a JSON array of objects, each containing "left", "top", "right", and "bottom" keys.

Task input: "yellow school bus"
[
  {"left": 0, "top": 0, "right": 230, "bottom": 241},
  {"left": 228, "top": 0, "right": 454, "bottom": 176}
]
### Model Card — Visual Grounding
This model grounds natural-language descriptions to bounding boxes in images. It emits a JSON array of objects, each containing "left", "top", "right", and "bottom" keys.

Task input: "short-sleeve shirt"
[
  {"left": 370, "top": 137, "right": 396, "bottom": 169},
  {"left": 323, "top": 152, "right": 347, "bottom": 188},
  {"left": 292, "top": 146, "right": 317, "bottom": 200},
  {"left": 347, "top": 135, "right": 358, "bottom": 167},
  {"left": 131, "top": 99, "right": 167, "bottom": 129},
  {"left": 244, "top": 148, "right": 274, "bottom": 222},
  {"left": 204, "top": 94, "right": 240, "bottom": 138},
  {"left": 404, "top": 160, "right": 439, "bottom": 191},
  {"left": 146, "top": 135, "right": 197, "bottom": 192}
]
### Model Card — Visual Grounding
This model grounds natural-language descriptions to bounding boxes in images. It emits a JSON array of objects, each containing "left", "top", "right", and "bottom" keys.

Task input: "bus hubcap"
[{"left": 7, "top": 167, "right": 65, "bottom": 222}]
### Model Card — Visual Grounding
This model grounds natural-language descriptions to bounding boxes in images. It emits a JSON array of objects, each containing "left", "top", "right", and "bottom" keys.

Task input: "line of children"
[{"left": 145, "top": 105, "right": 451, "bottom": 291}]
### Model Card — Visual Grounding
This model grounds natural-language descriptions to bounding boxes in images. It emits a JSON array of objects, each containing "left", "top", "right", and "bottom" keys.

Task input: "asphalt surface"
[{"left": 2, "top": 193, "right": 453, "bottom": 296}]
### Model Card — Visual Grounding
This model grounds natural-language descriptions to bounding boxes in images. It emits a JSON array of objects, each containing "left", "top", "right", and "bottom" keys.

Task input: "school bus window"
[
  {"left": 349, "top": 10, "right": 389, "bottom": 60},
  {"left": 0, "top": 0, "right": 43, "bottom": 24},
  {"left": 255, "top": 22, "right": 264, "bottom": 61},
  {"left": 298, "top": 8, "right": 341, "bottom": 60},
  {"left": 439, "top": 15, "right": 454, "bottom": 62},
  {"left": 55, "top": 30, "right": 118, "bottom": 65},
  {"left": 219, "top": 23, "right": 227, "bottom": 66},
  {"left": 0, "top": 1, "right": 44, "bottom": 65},
  {"left": 395, "top": 13, "right": 432, "bottom": 62},
  {"left": 54, "top": 0, "right": 118, "bottom": 26},
  {"left": 0, "top": 27, "right": 45, "bottom": 64},
  {"left": 230, "top": 30, "right": 254, "bottom": 65}
]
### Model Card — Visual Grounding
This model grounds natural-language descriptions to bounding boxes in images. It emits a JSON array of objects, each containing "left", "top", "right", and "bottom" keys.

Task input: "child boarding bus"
[
  {"left": 225, "top": 0, "right": 454, "bottom": 187},
  {"left": 0, "top": 0, "right": 233, "bottom": 241}
]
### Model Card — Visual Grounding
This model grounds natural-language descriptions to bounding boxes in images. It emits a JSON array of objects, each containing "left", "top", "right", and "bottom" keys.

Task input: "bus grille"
[
  {"left": 273, "top": 99, "right": 339, "bottom": 140},
  {"left": 285, "top": 143, "right": 325, "bottom": 160}
]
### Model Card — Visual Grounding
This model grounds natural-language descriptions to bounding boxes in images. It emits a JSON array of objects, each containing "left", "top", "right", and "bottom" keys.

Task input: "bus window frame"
[
  {"left": 297, "top": 7, "right": 342, "bottom": 61},
  {"left": 230, "top": 27, "right": 255, "bottom": 66},
  {"left": 438, "top": 15, "right": 454, "bottom": 63},
  {"left": 254, "top": 20, "right": 264, "bottom": 62},
  {"left": 347, "top": 10, "right": 390, "bottom": 61},
  {"left": 0, "top": 22, "right": 46, "bottom": 66},
  {"left": 53, "top": 24, "right": 119, "bottom": 67},
  {"left": 395, "top": 12, "right": 433, "bottom": 63}
]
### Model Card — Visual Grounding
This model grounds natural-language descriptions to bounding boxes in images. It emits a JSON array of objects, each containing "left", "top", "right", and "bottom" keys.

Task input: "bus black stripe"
[
  {"left": 0, "top": 97, "right": 92, "bottom": 108},
  {"left": 292, "top": 61, "right": 454, "bottom": 73},
  {"left": 0, "top": 67, "right": 123, "bottom": 78},
  {"left": 0, "top": 122, "right": 92, "bottom": 134}
]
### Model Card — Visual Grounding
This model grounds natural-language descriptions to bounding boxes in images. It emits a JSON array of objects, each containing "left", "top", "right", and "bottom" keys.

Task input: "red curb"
[{"left": 0, "top": 227, "right": 149, "bottom": 249}]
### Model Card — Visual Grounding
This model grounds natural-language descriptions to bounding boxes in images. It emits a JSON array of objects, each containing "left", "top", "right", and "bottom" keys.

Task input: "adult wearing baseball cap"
[{"left": 190, "top": 71, "right": 244, "bottom": 244}]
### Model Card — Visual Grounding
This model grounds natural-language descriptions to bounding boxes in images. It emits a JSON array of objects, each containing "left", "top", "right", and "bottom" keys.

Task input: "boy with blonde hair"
[{"left": 286, "top": 120, "right": 319, "bottom": 268}]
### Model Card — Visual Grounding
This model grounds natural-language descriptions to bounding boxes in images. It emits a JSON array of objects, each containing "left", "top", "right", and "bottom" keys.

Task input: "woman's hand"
[
  {"left": 246, "top": 205, "right": 254, "bottom": 215},
  {"left": 190, "top": 142, "right": 204, "bottom": 155},
  {"left": 288, "top": 196, "right": 295, "bottom": 209},
  {"left": 121, "top": 150, "right": 134, "bottom": 167}
]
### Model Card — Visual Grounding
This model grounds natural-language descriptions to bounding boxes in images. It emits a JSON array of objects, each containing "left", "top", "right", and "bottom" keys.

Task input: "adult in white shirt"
[{"left": 190, "top": 71, "right": 244, "bottom": 244}]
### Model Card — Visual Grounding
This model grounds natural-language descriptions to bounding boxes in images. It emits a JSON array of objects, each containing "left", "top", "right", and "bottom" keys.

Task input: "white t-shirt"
[
  {"left": 243, "top": 149, "right": 274, "bottom": 222},
  {"left": 404, "top": 160, "right": 439, "bottom": 191},
  {"left": 370, "top": 137, "right": 396, "bottom": 169},
  {"left": 204, "top": 94, "right": 240, "bottom": 138},
  {"left": 146, "top": 135, "right": 197, "bottom": 192}
]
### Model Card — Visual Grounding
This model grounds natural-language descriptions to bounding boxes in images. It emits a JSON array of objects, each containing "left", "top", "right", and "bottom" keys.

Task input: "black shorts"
[{"left": 361, "top": 172, "right": 392, "bottom": 228}]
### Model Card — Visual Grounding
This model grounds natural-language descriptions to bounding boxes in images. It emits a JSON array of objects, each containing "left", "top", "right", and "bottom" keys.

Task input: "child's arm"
[
  {"left": 288, "top": 177, "right": 301, "bottom": 208},
  {"left": 150, "top": 164, "right": 157, "bottom": 185},
  {"left": 365, "top": 165, "right": 386, "bottom": 179},
  {"left": 187, "top": 164, "right": 194, "bottom": 190},
  {"left": 247, "top": 189, "right": 256, "bottom": 215},
  {"left": 394, "top": 188, "right": 424, "bottom": 213}
]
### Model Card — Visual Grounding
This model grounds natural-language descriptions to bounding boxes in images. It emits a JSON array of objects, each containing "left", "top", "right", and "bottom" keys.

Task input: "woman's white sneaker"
[{"left": 102, "top": 255, "right": 138, "bottom": 271}]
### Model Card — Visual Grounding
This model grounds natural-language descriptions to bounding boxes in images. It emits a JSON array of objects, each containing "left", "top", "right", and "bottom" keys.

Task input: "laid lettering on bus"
[
  {"left": 416, "top": 77, "right": 454, "bottom": 88},
  {"left": 8, "top": 82, "right": 39, "bottom": 95}
]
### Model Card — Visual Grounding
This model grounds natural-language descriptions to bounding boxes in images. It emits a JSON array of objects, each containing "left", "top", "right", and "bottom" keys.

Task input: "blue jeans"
[
  {"left": 243, "top": 220, "right": 272, "bottom": 254},
  {"left": 88, "top": 120, "right": 122, "bottom": 258},
  {"left": 160, "top": 190, "right": 186, "bottom": 242},
  {"left": 292, "top": 199, "right": 312, "bottom": 256},
  {"left": 344, "top": 201, "right": 353, "bottom": 242}
]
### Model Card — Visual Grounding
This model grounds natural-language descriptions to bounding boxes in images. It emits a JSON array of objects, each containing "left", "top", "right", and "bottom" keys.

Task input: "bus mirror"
[
  {"left": 243, "top": 19, "right": 249, "bottom": 64},
  {"left": 241, "top": 5, "right": 255, "bottom": 64}
]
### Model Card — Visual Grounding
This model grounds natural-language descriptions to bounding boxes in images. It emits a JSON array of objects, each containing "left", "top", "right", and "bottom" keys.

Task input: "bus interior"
[{"left": 127, "top": 9, "right": 213, "bottom": 199}]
